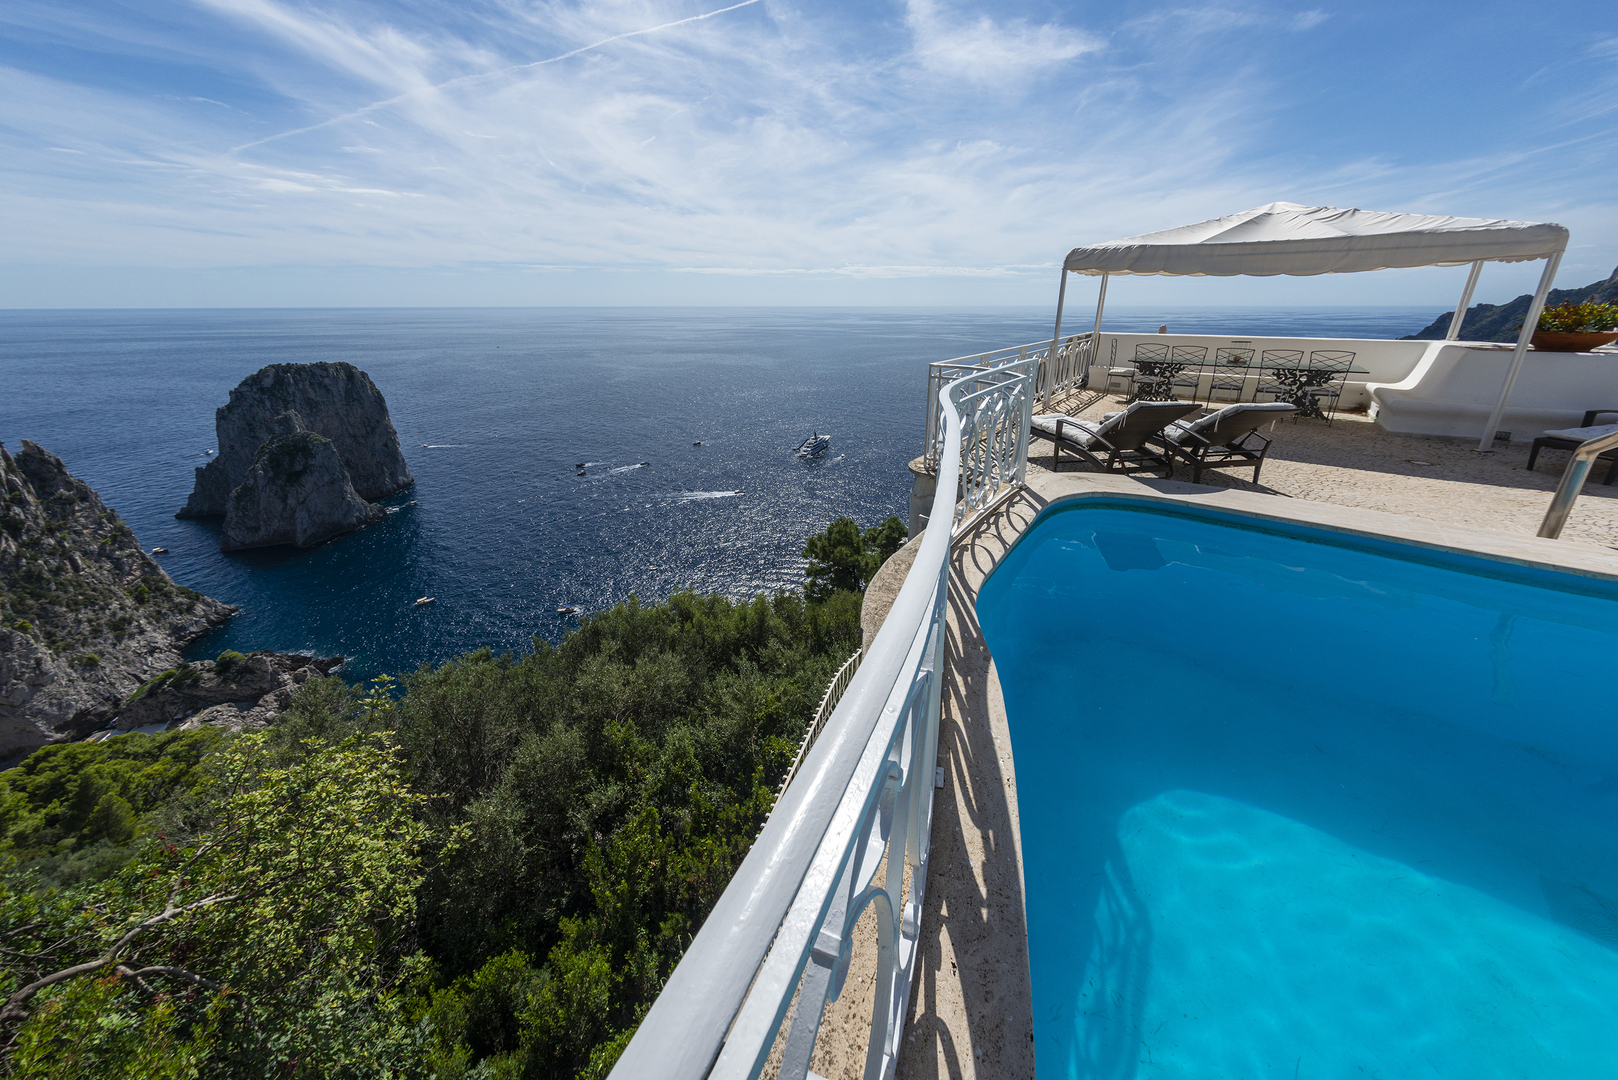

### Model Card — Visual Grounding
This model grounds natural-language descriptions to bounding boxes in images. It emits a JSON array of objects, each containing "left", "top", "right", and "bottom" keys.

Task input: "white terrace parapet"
[
  {"left": 1368, "top": 342, "right": 1618, "bottom": 440},
  {"left": 1089, "top": 332, "right": 1432, "bottom": 412},
  {"left": 931, "top": 331, "right": 1618, "bottom": 445}
]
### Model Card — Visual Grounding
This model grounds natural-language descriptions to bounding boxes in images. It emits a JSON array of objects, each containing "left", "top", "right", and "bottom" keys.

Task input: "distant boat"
[
  {"left": 415, "top": 596, "right": 434, "bottom": 606},
  {"left": 557, "top": 606, "right": 582, "bottom": 616},
  {"left": 796, "top": 432, "right": 831, "bottom": 458},
  {"left": 150, "top": 547, "right": 167, "bottom": 554}
]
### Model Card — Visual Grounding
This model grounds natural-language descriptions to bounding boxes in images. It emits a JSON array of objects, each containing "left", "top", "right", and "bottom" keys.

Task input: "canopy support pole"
[
  {"left": 1047, "top": 267, "right": 1068, "bottom": 395},
  {"left": 1092, "top": 272, "right": 1109, "bottom": 361},
  {"left": 1476, "top": 250, "right": 1562, "bottom": 452},
  {"left": 1446, "top": 261, "right": 1484, "bottom": 340}
]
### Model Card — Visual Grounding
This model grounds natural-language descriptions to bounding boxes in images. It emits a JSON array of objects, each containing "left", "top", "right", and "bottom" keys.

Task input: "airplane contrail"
[{"left": 231, "top": 0, "right": 764, "bottom": 153}]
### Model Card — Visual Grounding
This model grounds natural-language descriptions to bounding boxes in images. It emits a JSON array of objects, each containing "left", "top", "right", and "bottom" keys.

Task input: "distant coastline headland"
[
  {"left": 178, "top": 361, "right": 414, "bottom": 550},
  {"left": 1403, "top": 266, "right": 1618, "bottom": 342}
]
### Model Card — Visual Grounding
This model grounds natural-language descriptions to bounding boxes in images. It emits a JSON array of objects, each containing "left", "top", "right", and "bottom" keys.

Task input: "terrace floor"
[
  {"left": 804, "top": 401, "right": 1618, "bottom": 1080},
  {"left": 1035, "top": 390, "right": 1618, "bottom": 547}
]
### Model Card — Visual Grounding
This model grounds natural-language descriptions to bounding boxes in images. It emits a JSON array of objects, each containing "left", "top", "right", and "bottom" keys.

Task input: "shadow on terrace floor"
[
  {"left": 896, "top": 489, "right": 1047, "bottom": 1080},
  {"left": 1032, "top": 396, "right": 1618, "bottom": 549}
]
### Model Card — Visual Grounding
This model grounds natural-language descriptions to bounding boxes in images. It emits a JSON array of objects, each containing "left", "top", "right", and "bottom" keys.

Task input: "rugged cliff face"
[
  {"left": 113, "top": 650, "right": 346, "bottom": 733},
  {"left": 1, "top": 441, "right": 236, "bottom": 759},
  {"left": 178, "top": 362, "right": 413, "bottom": 518},
  {"left": 1403, "top": 266, "right": 1618, "bottom": 342},
  {"left": 220, "top": 415, "right": 386, "bottom": 551}
]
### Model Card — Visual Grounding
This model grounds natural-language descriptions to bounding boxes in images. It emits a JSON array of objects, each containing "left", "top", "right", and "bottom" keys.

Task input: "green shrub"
[
  {"left": 802, "top": 514, "right": 909, "bottom": 599},
  {"left": 1538, "top": 300, "right": 1618, "bottom": 332}
]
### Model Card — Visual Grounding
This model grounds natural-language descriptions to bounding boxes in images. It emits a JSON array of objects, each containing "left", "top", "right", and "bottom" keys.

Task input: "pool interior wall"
[{"left": 975, "top": 499, "right": 1618, "bottom": 1080}]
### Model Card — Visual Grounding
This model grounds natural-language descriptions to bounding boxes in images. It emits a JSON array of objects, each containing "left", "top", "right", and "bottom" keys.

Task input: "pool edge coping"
[{"left": 1023, "top": 471, "right": 1618, "bottom": 582}]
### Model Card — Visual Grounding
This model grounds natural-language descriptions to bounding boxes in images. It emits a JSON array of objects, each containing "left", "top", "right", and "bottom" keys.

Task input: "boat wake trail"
[
  {"left": 422, "top": 444, "right": 469, "bottom": 448},
  {"left": 609, "top": 463, "right": 650, "bottom": 474},
  {"left": 664, "top": 491, "right": 744, "bottom": 500}
]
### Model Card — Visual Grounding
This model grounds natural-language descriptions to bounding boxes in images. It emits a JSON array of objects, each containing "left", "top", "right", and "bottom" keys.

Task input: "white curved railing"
[
  {"left": 923, "top": 333, "right": 1090, "bottom": 469},
  {"left": 610, "top": 354, "right": 1037, "bottom": 1080},
  {"left": 775, "top": 647, "right": 864, "bottom": 804}
]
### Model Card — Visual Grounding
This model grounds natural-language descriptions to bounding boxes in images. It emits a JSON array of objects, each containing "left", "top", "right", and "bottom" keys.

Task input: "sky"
[{"left": 1, "top": 0, "right": 1615, "bottom": 308}]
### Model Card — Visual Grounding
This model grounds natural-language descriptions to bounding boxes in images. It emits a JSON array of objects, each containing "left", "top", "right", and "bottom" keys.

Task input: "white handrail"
[
  {"left": 610, "top": 354, "right": 1037, "bottom": 1080},
  {"left": 1538, "top": 426, "right": 1618, "bottom": 538},
  {"left": 775, "top": 648, "right": 864, "bottom": 803}
]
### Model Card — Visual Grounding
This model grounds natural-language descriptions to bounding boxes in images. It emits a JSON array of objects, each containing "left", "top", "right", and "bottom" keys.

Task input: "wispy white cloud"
[
  {"left": 0, "top": 0, "right": 1613, "bottom": 301},
  {"left": 904, "top": 0, "right": 1100, "bottom": 78}
]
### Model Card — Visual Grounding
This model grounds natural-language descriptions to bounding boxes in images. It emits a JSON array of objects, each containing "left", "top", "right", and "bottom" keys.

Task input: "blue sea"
[{"left": 1, "top": 306, "right": 1433, "bottom": 680}]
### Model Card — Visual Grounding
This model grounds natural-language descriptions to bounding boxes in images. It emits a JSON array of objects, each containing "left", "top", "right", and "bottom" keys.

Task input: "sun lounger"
[
  {"left": 1527, "top": 411, "right": 1618, "bottom": 485},
  {"left": 1154, "top": 402, "right": 1296, "bottom": 484},
  {"left": 1030, "top": 400, "right": 1200, "bottom": 475}
]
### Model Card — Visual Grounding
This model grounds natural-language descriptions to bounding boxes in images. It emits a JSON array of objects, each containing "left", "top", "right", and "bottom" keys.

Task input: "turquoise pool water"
[{"left": 975, "top": 500, "right": 1618, "bottom": 1080}]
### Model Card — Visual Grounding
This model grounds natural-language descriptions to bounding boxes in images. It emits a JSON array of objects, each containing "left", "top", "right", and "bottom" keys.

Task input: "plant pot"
[{"left": 1531, "top": 330, "right": 1618, "bottom": 352}]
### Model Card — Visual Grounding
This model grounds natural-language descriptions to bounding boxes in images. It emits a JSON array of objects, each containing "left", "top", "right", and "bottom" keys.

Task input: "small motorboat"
[
  {"left": 795, "top": 431, "right": 831, "bottom": 458},
  {"left": 557, "top": 606, "right": 582, "bottom": 616},
  {"left": 414, "top": 596, "right": 434, "bottom": 606},
  {"left": 150, "top": 547, "right": 168, "bottom": 554}
]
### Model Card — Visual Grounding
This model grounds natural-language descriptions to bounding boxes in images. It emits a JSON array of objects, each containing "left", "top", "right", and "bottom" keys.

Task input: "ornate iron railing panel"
[
  {"left": 610, "top": 354, "right": 1036, "bottom": 1080},
  {"left": 923, "top": 334, "right": 1089, "bottom": 469}
]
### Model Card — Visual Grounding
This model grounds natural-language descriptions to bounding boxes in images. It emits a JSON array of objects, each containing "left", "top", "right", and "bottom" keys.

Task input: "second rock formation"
[{"left": 177, "top": 363, "right": 412, "bottom": 550}]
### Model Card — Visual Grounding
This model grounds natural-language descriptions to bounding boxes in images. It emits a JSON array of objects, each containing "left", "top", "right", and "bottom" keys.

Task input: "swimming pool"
[{"left": 975, "top": 498, "right": 1618, "bottom": 1079}]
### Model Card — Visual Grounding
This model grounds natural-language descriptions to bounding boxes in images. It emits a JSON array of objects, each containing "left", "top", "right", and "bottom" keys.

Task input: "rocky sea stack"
[
  {"left": 1, "top": 440, "right": 236, "bottom": 758},
  {"left": 220, "top": 415, "right": 387, "bottom": 551},
  {"left": 178, "top": 362, "right": 412, "bottom": 550}
]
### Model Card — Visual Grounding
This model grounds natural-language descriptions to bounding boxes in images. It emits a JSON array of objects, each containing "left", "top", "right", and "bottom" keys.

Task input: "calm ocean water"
[{"left": 1, "top": 306, "right": 1433, "bottom": 679}]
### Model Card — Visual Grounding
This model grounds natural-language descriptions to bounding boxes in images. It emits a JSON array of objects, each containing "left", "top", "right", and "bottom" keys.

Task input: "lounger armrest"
[
  {"left": 1581, "top": 410, "right": 1618, "bottom": 426},
  {"left": 1231, "top": 428, "right": 1273, "bottom": 453}
]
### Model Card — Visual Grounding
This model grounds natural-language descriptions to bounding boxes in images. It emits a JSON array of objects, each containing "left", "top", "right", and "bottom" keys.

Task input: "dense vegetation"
[{"left": 0, "top": 517, "right": 904, "bottom": 1078}]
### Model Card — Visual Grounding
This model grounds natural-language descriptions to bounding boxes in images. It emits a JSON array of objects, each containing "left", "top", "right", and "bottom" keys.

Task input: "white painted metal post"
[
  {"left": 1044, "top": 267, "right": 1068, "bottom": 404},
  {"left": 1048, "top": 266, "right": 1068, "bottom": 362},
  {"left": 1477, "top": 250, "right": 1563, "bottom": 452},
  {"left": 1446, "top": 260, "right": 1484, "bottom": 340},
  {"left": 1091, "top": 273, "right": 1109, "bottom": 376}
]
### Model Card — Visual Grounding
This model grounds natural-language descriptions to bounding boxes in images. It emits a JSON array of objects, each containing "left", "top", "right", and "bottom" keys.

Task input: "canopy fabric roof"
[{"left": 1063, "top": 202, "right": 1568, "bottom": 277}]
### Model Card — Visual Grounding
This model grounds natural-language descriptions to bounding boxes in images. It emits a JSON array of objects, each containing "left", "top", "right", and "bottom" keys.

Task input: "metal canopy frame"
[{"left": 1047, "top": 226, "right": 1568, "bottom": 452}]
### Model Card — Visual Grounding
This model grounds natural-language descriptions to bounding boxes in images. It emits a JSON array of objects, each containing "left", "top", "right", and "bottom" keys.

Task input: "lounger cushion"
[
  {"left": 1162, "top": 402, "right": 1295, "bottom": 445},
  {"left": 1032, "top": 414, "right": 1106, "bottom": 448},
  {"left": 1541, "top": 423, "right": 1618, "bottom": 442}
]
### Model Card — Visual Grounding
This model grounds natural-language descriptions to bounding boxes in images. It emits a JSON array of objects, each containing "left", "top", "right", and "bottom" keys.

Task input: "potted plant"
[{"left": 1531, "top": 300, "right": 1618, "bottom": 352}]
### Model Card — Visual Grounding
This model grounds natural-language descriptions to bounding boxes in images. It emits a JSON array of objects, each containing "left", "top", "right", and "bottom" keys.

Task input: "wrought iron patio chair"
[
  {"left": 1527, "top": 410, "right": 1618, "bottom": 485},
  {"left": 1127, "top": 343, "right": 1173, "bottom": 401},
  {"left": 1254, "top": 349, "right": 1303, "bottom": 404},
  {"left": 1169, "top": 345, "right": 1208, "bottom": 401},
  {"left": 1208, "top": 347, "right": 1255, "bottom": 403},
  {"left": 1303, "top": 350, "right": 1355, "bottom": 423},
  {"left": 1153, "top": 402, "right": 1296, "bottom": 484},
  {"left": 1031, "top": 400, "right": 1199, "bottom": 476}
]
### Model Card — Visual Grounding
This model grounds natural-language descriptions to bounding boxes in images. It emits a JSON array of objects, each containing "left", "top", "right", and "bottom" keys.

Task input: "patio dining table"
[
  {"left": 1258, "top": 361, "right": 1369, "bottom": 419},
  {"left": 1129, "top": 357, "right": 1368, "bottom": 418}
]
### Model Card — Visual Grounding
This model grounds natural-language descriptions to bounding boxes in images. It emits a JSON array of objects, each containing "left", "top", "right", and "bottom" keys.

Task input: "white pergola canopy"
[
  {"left": 1049, "top": 202, "right": 1570, "bottom": 450},
  {"left": 1063, "top": 202, "right": 1569, "bottom": 277}
]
